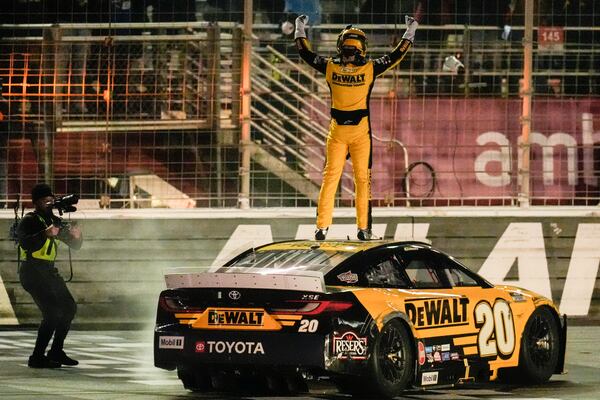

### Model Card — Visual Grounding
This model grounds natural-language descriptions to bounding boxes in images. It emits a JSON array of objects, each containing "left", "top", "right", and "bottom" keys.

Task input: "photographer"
[{"left": 17, "top": 183, "right": 82, "bottom": 368}]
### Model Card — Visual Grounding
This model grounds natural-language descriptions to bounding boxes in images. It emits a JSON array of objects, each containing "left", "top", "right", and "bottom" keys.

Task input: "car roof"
[{"left": 256, "top": 240, "right": 432, "bottom": 254}]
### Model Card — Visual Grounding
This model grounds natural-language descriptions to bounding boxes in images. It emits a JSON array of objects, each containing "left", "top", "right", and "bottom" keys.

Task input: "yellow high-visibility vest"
[{"left": 19, "top": 214, "right": 57, "bottom": 262}]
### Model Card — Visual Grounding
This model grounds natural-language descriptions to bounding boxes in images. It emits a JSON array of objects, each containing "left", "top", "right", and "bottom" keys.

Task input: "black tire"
[
  {"left": 370, "top": 319, "right": 415, "bottom": 398},
  {"left": 518, "top": 307, "right": 560, "bottom": 384}
]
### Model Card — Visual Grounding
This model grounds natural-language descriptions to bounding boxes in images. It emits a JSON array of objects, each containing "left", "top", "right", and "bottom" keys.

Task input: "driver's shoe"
[
  {"left": 357, "top": 228, "right": 376, "bottom": 241},
  {"left": 314, "top": 227, "right": 328, "bottom": 241}
]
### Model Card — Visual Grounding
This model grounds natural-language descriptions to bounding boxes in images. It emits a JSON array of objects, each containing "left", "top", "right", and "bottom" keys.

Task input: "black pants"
[{"left": 19, "top": 262, "right": 77, "bottom": 357}]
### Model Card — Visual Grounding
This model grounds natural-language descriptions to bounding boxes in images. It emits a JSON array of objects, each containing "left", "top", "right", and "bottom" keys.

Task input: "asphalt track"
[{"left": 0, "top": 326, "right": 597, "bottom": 400}]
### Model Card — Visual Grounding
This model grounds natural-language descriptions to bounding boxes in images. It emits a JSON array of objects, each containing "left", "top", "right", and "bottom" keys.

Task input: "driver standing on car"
[
  {"left": 17, "top": 183, "right": 83, "bottom": 368},
  {"left": 293, "top": 14, "right": 418, "bottom": 240}
]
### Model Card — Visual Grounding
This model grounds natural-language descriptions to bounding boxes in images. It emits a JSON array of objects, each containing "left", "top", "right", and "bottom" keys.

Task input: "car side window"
[
  {"left": 364, "top": 255, "right": 409, "bottom": 288},
  {"left": 444, "top": 268, "right": 478, "bottom": 286},
  {"left": 395, "top": 247, "right": 446, "bottom": 288},
  {"left": 395, "top": 246, "right": 484, "bottom": 288},
  {"left": 435, "top": 255, "right": 481, "bottom": 287}
]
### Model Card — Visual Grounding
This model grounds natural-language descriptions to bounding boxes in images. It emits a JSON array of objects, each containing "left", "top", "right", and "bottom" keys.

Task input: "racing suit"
[{"left": 295, "top": 37, "right": 412, "bottom": 230}]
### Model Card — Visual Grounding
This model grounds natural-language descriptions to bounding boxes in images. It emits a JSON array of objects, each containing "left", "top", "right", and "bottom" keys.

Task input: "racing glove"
[
  {"left": 295, "top": 14, "right": 309, "bottom": 40},
  {"left": 402, "top": 15, "right": 418, "bottom": 43}
]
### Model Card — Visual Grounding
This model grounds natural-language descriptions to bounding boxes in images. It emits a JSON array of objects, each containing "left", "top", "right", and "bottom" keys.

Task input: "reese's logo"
[
  {"left": 405, "top": 298, "right": 469, "bottom": 329},
  {"left": 208, "top": 309, "right": 264, "bottom": 326},
  {"left": 333, "top": 331, "right": 367, "bottom": 360},
  {"left": 331, "top": 72, "right": 366, "bottom": 85}
]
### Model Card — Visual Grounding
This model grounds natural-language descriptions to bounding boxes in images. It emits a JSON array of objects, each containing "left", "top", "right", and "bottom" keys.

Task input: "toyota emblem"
[{"left": 228, "top": 290, "right": 241, "bottom": 300}]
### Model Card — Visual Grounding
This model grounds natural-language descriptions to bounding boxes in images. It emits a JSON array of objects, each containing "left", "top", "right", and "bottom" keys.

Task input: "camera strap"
[
  {"left": 65, "top": 247, "right": 73, "bottom": 283},
  {"left": 63, "top": 214, "right": 74, "bottom": 283}
]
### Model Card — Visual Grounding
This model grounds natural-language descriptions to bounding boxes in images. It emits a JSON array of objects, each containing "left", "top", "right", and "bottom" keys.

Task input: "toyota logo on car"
[{"left": 228, "top": 290, "right": 241, "bottom": 300}]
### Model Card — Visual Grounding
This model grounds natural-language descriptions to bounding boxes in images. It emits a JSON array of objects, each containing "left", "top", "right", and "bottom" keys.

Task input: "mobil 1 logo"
[{"left": 159, "top": 336, "right": 184, "bottom": 349}]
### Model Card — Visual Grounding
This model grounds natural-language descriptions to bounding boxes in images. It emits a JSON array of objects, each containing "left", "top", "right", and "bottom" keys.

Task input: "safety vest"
[{"left": 19, "top": 213, "right": 57, "bottom": 262}]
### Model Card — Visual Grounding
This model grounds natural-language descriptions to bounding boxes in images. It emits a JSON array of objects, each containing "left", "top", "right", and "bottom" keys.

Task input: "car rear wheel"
[
  {"left": 370, "top": 319, "right": 415, "bottom": 398},
  {"left": 518, "top": 307, "right": 560, "bottom": 384}
]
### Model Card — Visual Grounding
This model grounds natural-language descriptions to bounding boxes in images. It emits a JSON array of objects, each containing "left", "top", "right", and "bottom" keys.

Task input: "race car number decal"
[
  {"left": 474, "top": 299, "right": 516, "bottom": 357},
  {"left": 298, "top": 319, "right": 319, "bottom": 332}
]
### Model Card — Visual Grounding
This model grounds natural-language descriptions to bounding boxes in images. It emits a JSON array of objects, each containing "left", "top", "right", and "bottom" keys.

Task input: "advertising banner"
[{"left": 307, "top": 99, "right": 600, "bottom": 203}]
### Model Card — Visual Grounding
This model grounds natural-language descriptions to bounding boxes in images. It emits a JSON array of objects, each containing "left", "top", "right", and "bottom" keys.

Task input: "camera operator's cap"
[{"left": 31, "top": 183, "right": 54, "bottom": 202}]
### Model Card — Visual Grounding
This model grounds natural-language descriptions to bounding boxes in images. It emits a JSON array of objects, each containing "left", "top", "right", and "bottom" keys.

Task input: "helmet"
[{"left": 336, "top": 25, "right": 368, "bottom": 57}]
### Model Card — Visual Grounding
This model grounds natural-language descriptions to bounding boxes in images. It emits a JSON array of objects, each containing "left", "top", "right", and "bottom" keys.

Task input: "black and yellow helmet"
[{"left": 336, "top": 25, "right": 368, "bottom": 57}]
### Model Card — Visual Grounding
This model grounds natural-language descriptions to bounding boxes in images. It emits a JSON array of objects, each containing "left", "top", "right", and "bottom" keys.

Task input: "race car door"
[{"left": 393, "top": 245, "right": 519, "bottom": 378}]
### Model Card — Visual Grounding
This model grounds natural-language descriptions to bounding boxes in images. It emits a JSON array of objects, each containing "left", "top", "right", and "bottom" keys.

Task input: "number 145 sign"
[{"left": 538, "top": 26, "right": 565, "bottom": 53}]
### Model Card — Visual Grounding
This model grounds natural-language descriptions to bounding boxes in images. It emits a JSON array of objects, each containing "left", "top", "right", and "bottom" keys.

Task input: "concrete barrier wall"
[{"left": 0, "top": 208, "right": 598, "bottom": 326}]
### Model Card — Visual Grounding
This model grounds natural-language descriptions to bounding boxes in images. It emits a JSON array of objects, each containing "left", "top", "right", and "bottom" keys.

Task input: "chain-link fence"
[{"left": 1, "top": 2, "right": 599, "bottom": 208}]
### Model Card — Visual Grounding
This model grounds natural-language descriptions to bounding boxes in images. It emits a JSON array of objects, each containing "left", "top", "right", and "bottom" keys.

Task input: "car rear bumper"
[{"left": 154, "top": 327, "right": 326, "bottom": 371}]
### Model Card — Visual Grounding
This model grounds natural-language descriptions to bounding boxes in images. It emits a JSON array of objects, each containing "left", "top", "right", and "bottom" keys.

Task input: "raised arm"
[
  {"left": 373, "top": 15, "right": 418, "bottom": 77},
  {"left": 294, "top": 15, "right": 327, "bottom": 75}
]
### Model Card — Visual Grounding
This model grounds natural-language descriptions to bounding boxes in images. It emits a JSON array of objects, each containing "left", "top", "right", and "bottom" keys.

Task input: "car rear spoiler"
[{"left": 164, "top": 269, "right": 326, "bottom": 293}]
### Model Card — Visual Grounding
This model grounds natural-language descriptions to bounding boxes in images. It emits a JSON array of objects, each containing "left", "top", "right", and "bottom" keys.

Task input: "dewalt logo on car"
[
  {"left": 208, "top": 309, "right": 264, "bottom": 326},
  {"left": 176, "top": 307, "right": 283, "bottom": 331},
  {"left": 405, "top": 298, "right": 470, "bottom": 329}
]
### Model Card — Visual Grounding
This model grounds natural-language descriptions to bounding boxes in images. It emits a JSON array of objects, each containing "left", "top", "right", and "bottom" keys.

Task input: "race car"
[{"left": 154, "top": 240, "right": 567, "bottom": 397}]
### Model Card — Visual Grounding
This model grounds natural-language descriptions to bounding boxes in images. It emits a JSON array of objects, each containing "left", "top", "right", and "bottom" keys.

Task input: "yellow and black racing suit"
[{"left": 296, "top": 37, "right": 412, "bottom": 230}]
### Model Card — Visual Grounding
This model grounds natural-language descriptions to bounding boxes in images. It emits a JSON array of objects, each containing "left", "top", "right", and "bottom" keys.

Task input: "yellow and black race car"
[{"left": 154, "top": 240, "right": 567, "bottom": 397}]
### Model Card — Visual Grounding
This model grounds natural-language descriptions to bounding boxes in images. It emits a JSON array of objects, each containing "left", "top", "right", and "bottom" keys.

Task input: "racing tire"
[
  {"left": 517, "top": 307, "right": 560, "bottom": 384},
  {"left": 370, "top": 319, "right": 415, "bottom": 398}
]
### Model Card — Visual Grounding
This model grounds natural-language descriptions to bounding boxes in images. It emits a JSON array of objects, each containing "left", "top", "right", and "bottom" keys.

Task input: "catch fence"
[{"left": 0, "top": 21, "right": 598, "bottom": 208}]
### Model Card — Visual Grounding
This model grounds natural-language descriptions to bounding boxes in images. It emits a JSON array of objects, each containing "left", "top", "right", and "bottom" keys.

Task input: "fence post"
[
  {"left": 238, "top": 0, "right": 253, "bottom": 209},
  {"left": 231, "top": 27, "right": 242, "bottom": 132},
  {"left": 519, "top": 0, "right": 534, "bottom": 207}
]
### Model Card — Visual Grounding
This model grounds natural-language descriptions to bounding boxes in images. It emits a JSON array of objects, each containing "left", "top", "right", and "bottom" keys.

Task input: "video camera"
[{"left": 52, "top": 194, "right": 79, "bottom": 215}]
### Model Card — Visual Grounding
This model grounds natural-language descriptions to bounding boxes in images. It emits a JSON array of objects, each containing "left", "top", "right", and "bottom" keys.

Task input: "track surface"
[{"left": 0, "top": 326, "right": 597, "bottom": 399}]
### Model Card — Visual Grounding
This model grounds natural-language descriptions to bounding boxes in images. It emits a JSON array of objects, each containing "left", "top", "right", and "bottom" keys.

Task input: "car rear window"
[{"left": 222, "top": 249, "right": 354, "bottom": 273}]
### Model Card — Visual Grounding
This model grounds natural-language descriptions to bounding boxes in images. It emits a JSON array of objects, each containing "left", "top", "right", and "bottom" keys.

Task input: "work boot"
[
  {"left": 357, "top": 228, "right": 376, "bottom": 241},
  {"left": 314, "top": 227, "right": 328, "bottom": 241},
  {"left": 47, "top": 349, "right": 79, "bottom": 366},
  {"left": 28, "top": 355, "right": 61, "bottom": 369}
]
